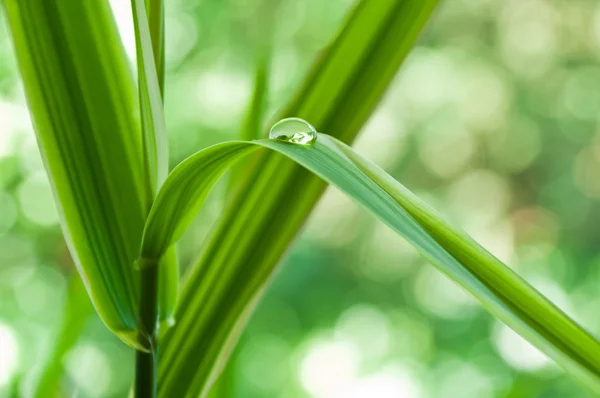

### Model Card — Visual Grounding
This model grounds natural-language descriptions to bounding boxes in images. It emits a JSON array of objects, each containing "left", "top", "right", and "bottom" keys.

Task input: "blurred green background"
[{"left": 1, "top": 0, "right": 600, "bottom": 396}]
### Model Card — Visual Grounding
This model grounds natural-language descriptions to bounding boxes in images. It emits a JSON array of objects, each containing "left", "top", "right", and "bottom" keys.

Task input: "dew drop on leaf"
[{"left": 269, "top": 117, "right": 317, "bottom": 145}]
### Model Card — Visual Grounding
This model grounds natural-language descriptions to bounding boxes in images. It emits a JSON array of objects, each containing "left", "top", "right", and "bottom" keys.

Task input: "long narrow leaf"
[
  {"left": 145, "top": 135, "right": 600, "bottom": 394},
  {"left": 146, "top": 0, "right": 165, "bottom": 95},
  {"left": 158, "top": 0, "right": 440, "bottom": 395},
  {"left": 3, "top": 0, "right": 175, "bottom": 349},
  {"left": 4, "top": 0, "right": 145, "bottom": 347},
  {"left": 129, "top": 0, "right": 177, "bottom": 343},
  {"left": 130, "top": 0, "right": 168, "bottom": 197}
]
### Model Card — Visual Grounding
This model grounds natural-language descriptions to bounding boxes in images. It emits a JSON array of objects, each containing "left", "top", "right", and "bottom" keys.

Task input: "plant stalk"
[
  {"left": 135, "top": 263, "right": 159, "bottom": 398},
  {"left": 135, "top": 0, "right": 164, "bottom": 395}
]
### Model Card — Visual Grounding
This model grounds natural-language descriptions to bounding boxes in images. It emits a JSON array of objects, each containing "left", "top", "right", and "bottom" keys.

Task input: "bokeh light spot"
[
  {"left": 0, "top": 189, "right": 17, "bottom": 235},
  {"left": 355, "top": 106, "right": 408, "bottom": 170},
  {"left": 298, "top": 337, "right": 359, "bottom": 398},
  {"left": 194, "top": 70, "right": 251, "bottom": 127},
  {"left": 344, "top": 364, "right": 422, "bottom": 398},
  {"left": 359, "top": 222, "right": 418, "bottom": 282},
  {"left": 335, "top": 305, "right": 392, "bottom": 362},
  {"left": 239, "top": 334, "right": 290, "bottom": 394},
  {"left": 493, "top": 323, "right": 551, "bottom": 371},
  {"left": 447, "top": 170, "right": 511, "bottom": 229},
  {"left": 436, "top": 360, "right": 497, "bottom": 398},
  {"left": 0, "top": 322, "right": 19, "bottom": 387},
  {"left": 418, "top": 114, "right": 475, "bottom": 179},
  {"left": 66, "top": 343, "right": 112, "bottom": 397},
  {"left": 18, "top": 172, "right": 59, "bottom": 226},
  {"left": 562, "top": 67, "right": 600, "bottom": 120},
  {"left": 414, "top": 266, "right": 479, "bottom": 319},
  {"left": 0, "top": 100, "right": 32, "bottom": 157}
]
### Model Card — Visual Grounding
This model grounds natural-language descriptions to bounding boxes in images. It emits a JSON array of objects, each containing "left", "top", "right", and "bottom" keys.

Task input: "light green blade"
[
  {"left": 3, "top": 0, "right": 174, "bottom": 349},
  {"left": 157, "top": 0, "right": 440, "bottom": 395},
  {"left": 146, "top": 0, "right": 165, "bottom": 95},
  {"left": 143, "top": 135, "right": 600, "bottom": 395},
  {"left": 130, "top": 0, "right": 177, "bottom": 338},
  {"left": 131, "top": 0, "right": 168, "bottom": 197}
]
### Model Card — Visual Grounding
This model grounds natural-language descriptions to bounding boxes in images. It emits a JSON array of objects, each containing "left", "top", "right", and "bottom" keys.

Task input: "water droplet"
[{"left": 269, "top": 117, "right": 317, "bottom": 145}]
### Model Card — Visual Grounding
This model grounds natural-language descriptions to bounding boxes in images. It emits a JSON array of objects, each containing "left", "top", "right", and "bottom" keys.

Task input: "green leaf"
[
  {"left": 130, "top": 0, "right": 168, "bottom": 197},
  {"left": 157, "top": 0, "right": 439, "bottom": 395},
  {"left": 146, "top": 0, "right": 165, "bottom": 96},
  {"left": 331, "top": 137, "right": 600, "bottom": 394},
  {"left": 3, "top": 0, "right": 175, "bottom": 349},
  {"left": 147, "top": 135, "right": 600, "bottom": 395},
  {"left": 130, "top": 0, "right": 177, "bottom": 351}
]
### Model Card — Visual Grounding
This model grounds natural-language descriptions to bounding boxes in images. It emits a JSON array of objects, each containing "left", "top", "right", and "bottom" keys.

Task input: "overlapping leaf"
[
  {"left": 157, "top": 0, "right": 440, "bottom": 395},
  {"left": 4, "top": 0, "right": 144, "bottom": 345},
  {"left": 131, "top": 0, "right": 168, "bottom": 198},
  {"left": 145, "top": 135, "right": 600, "bottom": 395},
  {"left": 2, "top": 0, "right": 175, "bottom": 349},
  {"left": 129, "top": 0, "right": 178, "bottom": 350}
]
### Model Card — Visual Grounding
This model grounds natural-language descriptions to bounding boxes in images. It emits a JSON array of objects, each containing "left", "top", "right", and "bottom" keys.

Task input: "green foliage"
[
  {"left": 155, "top": 0, "right": 453, "bottom": 396},
  {"left": 4, "top": 0, "right": 145, "bottom": 347},
  {"left": 149, "top": 134, "right": 600, "bottom": 396},
  {"left": 4, "top": 0, "right": 600, "bottom": 397},
  {"left": 3, "top": 0, "right": 178, "bottom": 353},
  {"left": 131, "top": 0, "right": 168, "bottom": 198}
]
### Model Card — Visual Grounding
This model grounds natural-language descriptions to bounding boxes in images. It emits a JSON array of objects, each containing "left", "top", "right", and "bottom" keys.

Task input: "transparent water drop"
[{"left": 269, "top": 117, "right": 317, "bottom": 145}]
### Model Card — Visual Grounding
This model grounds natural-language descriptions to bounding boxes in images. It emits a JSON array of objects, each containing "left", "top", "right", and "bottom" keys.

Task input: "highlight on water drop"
[{"left": 269, "top": 117, "right": 317, "bottom": 146}]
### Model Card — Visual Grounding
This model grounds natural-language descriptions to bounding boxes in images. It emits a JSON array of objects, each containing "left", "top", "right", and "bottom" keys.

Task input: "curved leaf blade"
[
  {"left": 157, "top": 0, "right": 440, "bottom": 395},
  {"left": 144, "top": 135, "right": 600, "bottom": 395},
  {"left": 4, "top": 0, "right": 145, "bottom": 346},
  {"left": 3, "top": 0, "right": 176, "bottom": 349}
]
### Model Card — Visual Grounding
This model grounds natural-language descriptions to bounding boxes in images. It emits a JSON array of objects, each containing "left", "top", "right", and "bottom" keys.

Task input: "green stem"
[
  {"left": 137, "top": 2, "right": 164, "bottom": 396},
  {"left": 135, "top": 263, "right": 159, "bottom": 398}
]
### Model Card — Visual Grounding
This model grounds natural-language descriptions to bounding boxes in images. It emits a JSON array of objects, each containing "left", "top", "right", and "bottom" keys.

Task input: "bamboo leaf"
[
  {"left": 146, "top": 0, "right": 165, "bottom": 95},
  {"left": 3, "top": 0, "right": 143, "bottom": 346},
  {"left": 3, "top": 0, "right": 175, "bottom": 349},
  {"left": 157, "top": 0, "right": 440, "bottom": 395},
  {"left": 147, "top": 135, "right": 600, "bottom": 395},
  {"left": 330, "top": 137, "right": 600, "bottom": 394},
  {"left": 130, "top": 0, "right": 168, "bottom": 197},
  {"left": 130, "top": 0, "right": 177, "bottom": 347}
]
